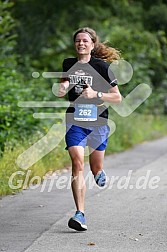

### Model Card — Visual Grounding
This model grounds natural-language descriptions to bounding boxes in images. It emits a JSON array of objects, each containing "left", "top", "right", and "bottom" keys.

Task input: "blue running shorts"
[{"left": 65, "top": 124, "right": 110, "bottom": 151}]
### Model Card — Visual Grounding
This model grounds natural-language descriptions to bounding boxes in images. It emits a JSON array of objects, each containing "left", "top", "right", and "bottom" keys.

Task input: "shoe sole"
[{"left": 68, "top": 218, "right": 87, "bottom": 231}]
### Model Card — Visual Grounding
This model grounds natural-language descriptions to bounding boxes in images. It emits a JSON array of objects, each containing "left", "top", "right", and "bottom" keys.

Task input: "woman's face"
[{"left": 74, "top": 32, "right": 94, "bottom": 56}]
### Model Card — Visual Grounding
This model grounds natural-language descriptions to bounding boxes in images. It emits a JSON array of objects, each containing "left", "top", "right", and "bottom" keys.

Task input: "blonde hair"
[{"left": 73, "top": 27, "right": 121, "bottom": 62}]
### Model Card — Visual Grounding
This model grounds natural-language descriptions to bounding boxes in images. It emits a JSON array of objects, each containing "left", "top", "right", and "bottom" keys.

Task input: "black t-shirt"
[{"left": 62, "top": 57, "right": 117, "bottom": 126}]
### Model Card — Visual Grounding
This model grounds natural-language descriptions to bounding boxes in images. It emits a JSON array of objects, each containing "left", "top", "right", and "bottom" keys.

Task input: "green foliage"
[
  {"left": 144, "top": 4, "right": 167, "bottom": 33},
  {"left": 0, "top": 0, "right": 18, "bottom": 152},
  {"left": 0, "top": 1, "right": 53, "bottom": 153},
  {"left": 0, "top": 0, "right": 16, "bottom": 69}
]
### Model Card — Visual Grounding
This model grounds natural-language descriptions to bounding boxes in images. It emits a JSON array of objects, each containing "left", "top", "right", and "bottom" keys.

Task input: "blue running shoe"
[
  {"left": 68, "top": 211, "right": 87, "bottom": 231},
  {"left": 94, "top": 170, "right": 106, "bottom": 187}
]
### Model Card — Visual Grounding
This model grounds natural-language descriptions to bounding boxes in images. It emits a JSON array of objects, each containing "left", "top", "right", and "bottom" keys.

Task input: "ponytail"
[{"left": 92, "top": 42, "right": 120, "bottom": 62}]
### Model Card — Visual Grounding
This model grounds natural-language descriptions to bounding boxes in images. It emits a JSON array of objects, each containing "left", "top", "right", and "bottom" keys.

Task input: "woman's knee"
[{"left": 71, "top": 157, "right": 84, "bottom": 175}]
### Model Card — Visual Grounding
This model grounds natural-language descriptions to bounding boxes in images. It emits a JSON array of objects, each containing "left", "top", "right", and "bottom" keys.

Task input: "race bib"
[{"left": 74, "top": 104, "right": 97, "bottom": 121}]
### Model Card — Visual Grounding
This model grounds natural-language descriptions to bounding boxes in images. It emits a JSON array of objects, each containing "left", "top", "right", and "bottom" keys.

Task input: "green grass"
[
  {"left": 0, "top": 113, "right": 167, "bottom": 196},
  {"left": 106, "top": 113, "right": 167, "bottom": 154}
]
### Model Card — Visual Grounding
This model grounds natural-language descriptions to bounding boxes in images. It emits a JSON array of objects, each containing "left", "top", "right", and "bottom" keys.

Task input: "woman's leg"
[
  {"left": 89, "top": 148, "right": 105, "bottom": 176},
  {"left": 68, "top": 146, "right": 86, "bottom": 213}
]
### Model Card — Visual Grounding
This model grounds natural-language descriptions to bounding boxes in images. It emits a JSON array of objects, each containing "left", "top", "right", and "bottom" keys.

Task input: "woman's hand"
[
  {"left": 58, "top": 85, "right": 66, "bottom": 97},
  {"left": 81, "top": 84, "right": 97, "bottom": 99},
  {"left": 57, "top": 81, "right": 69, "bottom": 97}
]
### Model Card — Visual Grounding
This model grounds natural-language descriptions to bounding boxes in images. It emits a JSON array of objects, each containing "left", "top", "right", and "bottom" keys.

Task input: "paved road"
[{"left": 0, "top": 137, "right": 167, "bottom": 252}]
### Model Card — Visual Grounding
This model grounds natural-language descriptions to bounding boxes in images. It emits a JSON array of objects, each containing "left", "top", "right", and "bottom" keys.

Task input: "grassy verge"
[
  {"left": 106, "top": 113, "right": 167, "bottom": 154},
  {"left": 0, "top": 113, "right": 167, "bottom": 196}
]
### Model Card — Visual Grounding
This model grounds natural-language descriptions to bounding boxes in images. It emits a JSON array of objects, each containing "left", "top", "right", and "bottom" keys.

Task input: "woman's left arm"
[
  {"left": 100, "top": 85, "right": 122, "bottom": 103},
  {"left": 82, "top": 84, "right": 122, "bottom": 104}
]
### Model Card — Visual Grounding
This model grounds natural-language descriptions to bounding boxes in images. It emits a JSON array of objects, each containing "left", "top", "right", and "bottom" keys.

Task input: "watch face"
[{"left": 98, "top": 92, "right": 103, "bottom": 98}]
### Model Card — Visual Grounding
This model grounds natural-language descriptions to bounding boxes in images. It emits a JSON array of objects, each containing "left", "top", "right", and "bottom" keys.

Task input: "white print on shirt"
[
  {"left": 68, "top": 70, "right": 93, "bottom": 95},
  {"left": 69, "top": 70, "right": 93, "bottom": 85}
]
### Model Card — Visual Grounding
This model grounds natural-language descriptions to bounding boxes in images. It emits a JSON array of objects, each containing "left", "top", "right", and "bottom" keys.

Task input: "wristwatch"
[{"left": 97, "top": 91, "right": 103, "bottom": 99}]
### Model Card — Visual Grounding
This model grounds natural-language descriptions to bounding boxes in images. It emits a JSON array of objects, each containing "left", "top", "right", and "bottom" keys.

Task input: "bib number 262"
[
  {"left": 74, "top": 104, "right": 97, "bottom": 121},
  {"left": 79, "top": 109, "right": 91, "bottom": 116}
]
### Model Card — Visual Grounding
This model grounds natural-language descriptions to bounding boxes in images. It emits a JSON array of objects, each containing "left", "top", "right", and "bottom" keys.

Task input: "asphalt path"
[{"left": 0, "top": 137, "right": 167, "bottom": 252}]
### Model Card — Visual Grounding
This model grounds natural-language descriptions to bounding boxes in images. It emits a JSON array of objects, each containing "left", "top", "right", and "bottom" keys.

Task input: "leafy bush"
[{"left": 0, "top": 1, "right": 52, "bottom": 153}]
